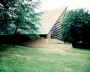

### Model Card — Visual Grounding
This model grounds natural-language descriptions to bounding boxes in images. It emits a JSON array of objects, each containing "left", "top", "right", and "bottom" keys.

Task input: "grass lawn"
[{"left": 0, "top": 45, "right": 90, "bottom": 72}]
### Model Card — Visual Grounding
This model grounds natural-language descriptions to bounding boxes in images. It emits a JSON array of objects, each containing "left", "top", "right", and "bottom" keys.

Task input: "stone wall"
[{"left": 24, "top": 37, "right": 63, "bottom": 48}]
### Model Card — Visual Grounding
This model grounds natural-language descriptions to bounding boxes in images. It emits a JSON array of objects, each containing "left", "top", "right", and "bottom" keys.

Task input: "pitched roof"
[{"left": 38, "top": 7, "right": 67, "bottom": 34}]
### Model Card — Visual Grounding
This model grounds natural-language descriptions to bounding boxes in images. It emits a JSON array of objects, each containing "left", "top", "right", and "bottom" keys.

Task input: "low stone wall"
[{"left": 24, "top": 38, "right": 63, "bottom": 47}]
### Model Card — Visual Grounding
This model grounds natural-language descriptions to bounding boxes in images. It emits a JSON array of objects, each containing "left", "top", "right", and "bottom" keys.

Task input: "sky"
[{"left": 40, "top": 0, "right": 90, "bottom": 11}]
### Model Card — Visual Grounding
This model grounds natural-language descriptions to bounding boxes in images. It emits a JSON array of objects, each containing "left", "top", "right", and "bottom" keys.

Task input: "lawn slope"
[{"left": 0, "top": 46, "right": 90, "bottom": 72}]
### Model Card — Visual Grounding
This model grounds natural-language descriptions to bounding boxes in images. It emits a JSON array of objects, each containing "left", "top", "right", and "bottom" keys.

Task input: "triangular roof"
[{"left": 38, "top": 7, "right": 67, "bottom": 34}]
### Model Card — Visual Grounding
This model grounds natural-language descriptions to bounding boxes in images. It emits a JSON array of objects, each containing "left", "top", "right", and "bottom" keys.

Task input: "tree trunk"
[{"left": 13, "top": 23, "right": 19, "bottom": 47}]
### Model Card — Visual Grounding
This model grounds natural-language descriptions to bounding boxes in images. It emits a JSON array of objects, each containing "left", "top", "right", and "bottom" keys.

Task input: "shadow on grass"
[
  {"left": 0, "top": 44, "right": 15, "bottom": 52},
  {"left": 72, "top": 43, "right": 90, "bottom": 50}
]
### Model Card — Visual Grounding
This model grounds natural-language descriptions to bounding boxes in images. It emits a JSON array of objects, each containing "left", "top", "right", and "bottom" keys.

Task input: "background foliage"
[{"left": 61, "top": 8, "right": 90, "bottom": 47}]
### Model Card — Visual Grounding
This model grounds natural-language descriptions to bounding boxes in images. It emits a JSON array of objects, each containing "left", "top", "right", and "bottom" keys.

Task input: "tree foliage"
[
  {"left": 0, "top": 0, "right": 41, "bottom": 39},
  {"left": 61, "top": 8, "right": 90, "bottom": 45},
  {"left": 0, "top": 0, "right": 15, "bottom": 33}
]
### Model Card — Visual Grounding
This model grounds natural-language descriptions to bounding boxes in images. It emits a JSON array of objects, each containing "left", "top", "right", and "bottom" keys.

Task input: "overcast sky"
[{"left": 40, "top": 0, "right": 90, "bottom": 11}]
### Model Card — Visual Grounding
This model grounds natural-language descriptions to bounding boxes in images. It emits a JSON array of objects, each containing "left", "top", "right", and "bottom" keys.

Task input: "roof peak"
[
  {"left": 44, "top": 7, "right": 67, "bottom": 12},
  {"left": 38, "top": 7, "right": 67, "bottom": 34}
]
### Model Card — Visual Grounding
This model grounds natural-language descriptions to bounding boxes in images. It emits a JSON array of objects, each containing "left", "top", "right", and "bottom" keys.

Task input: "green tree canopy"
[
  {"left": 0, "top": 0, "right": 41, "bottom": 39},
  {"left": 61, "top": 8, "right": 90, "bottom": 46}
]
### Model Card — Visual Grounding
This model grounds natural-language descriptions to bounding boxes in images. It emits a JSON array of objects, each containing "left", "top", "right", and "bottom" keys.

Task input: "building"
[
  {"left": 39, "top": 7, "right": 67, "bottom": 40},
  {"left": 25, "top": 7, "right": 67, "bottom": 47}
]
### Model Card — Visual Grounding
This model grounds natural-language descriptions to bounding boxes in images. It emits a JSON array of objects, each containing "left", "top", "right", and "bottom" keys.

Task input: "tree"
[
  {"left": 61, "top": 8, "right": 90, "bottom": 47},
  {"left": 0, "top": 0, "right": 41, "bottom": 39},
  {"left": 0, "top": 0, "right": 15, "bottom": 34}
]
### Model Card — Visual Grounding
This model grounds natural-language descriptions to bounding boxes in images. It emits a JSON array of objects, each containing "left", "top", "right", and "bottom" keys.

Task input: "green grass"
[{"left": 0, "top": 46, "right": 90, "bottom": 72}]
